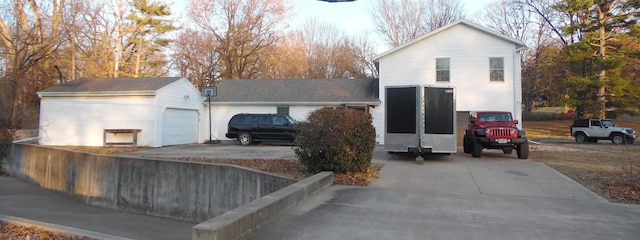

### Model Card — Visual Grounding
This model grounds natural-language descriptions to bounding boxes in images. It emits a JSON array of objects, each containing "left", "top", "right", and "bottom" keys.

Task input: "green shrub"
[{"left": 294, "top": 108, "right": 376, "bottom": 173}]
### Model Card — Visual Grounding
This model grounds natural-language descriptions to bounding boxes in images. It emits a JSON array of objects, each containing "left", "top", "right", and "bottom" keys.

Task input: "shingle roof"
[
  {"left": 38, "top": 77, "right": 183, "bottom": 96},
  {"left": 210, "top": 78, "right": 380, "bottom": 105}
]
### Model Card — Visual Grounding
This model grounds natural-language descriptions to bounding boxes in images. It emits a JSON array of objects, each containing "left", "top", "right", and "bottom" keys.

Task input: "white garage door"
[{"left": 162, "top": 108, "right": 199, "bottom": 146}]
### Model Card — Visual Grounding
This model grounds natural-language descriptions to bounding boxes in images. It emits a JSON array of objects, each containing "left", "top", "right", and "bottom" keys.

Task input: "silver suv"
[{"left": 570, "top": 119, "right": 636, "bottom": 144}]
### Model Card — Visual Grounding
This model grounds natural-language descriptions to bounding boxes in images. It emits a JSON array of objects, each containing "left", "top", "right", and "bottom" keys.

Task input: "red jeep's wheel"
[
  {"left": 463, "top": 132, "right": 472, "bottom": 153},
  {"left": 471, "top": 138, "right": 482, "bottom": 158},
  {"left": 502, "top": 147, "right": 513, "bottom": 154},
  {"left": 517, "top": 141, "right": 529, "bottom": 159}
]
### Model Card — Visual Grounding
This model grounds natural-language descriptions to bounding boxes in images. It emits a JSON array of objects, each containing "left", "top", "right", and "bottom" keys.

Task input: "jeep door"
[{"left": 589, "top": 119, "right": 607, "bottom": 137}]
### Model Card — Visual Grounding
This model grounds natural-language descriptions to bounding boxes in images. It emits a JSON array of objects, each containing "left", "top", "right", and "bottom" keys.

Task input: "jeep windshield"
[{"left": 478, "top": 113, "right": 512, "bottom": 122}]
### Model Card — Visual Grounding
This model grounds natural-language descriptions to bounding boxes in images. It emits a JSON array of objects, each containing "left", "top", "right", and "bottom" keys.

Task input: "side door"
[
  {"left": 253, "top": 115, "right": 273, "bottom": 139},
  {"left": 271, "top": 115, "right": 295, "bottom": 140},
  {"left": 589, "top": 119, "right": 607, "bottom": 137}
]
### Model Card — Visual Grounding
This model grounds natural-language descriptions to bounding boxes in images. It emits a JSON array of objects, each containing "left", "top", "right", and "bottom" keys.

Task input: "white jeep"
[{"left": 570, "top": 119, "right": 636, "bottom": 144}]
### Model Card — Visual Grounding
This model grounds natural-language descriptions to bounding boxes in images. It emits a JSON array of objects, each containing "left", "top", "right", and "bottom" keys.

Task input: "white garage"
[
  {"left": 162, "top": 108, "right": 199, "bottom": 146},
  {"left": 37, "top": 77, "right": 204, "bottom": 147}
]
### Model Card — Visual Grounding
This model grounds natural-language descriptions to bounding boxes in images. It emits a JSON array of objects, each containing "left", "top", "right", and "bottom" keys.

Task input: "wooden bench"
[{"left": 103, "top": 129, "right": 142, "bottom": 147}]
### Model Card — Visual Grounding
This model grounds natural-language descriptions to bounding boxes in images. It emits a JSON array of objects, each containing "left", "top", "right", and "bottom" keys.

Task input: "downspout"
[{"left": 514, "top": 45, "right": 528, "bottom": 129}]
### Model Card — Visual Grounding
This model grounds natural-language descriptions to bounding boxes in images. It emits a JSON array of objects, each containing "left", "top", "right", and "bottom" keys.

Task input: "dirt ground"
[{"left": 525, "top": 119, "right": 640, "bottom": 204}]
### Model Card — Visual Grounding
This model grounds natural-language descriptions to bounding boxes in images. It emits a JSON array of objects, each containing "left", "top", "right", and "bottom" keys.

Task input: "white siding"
[
  {"left": 155, "top": 78, "right": 204, "bottom": 146},
  {"left": 39, "top": 77, "right": 204, "bottom": 147},
  {"left": 39, "top": 96, "right": 156, "bottom": 146},
  {"left": 375, "top": 24, "right": 524, "bottom": 144}
]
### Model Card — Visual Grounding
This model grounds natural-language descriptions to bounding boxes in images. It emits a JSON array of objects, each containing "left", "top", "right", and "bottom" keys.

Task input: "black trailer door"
[
  {"left": 424, "top": 87, "right": 454, "bottom": 134},
  {"left": 386, "top": 87, "right": 417, "bottom": 134}
]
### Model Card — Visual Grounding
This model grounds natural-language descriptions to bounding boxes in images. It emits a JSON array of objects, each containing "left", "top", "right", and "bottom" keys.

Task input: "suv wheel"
[
  {"left": 611, "top": 134, "right": 624, "bottom": 144},
  {"left": 471, "top": 137, "right": 482, "bottom": 158},
  {"left": 517, "top": 141, "right": 529, "bottom": 159},
  {"left": 238, "top": 132, "right": 252, "bottom": 146},
  {"left": 575, "top": 132, "right": 587, "bottom": 143}
]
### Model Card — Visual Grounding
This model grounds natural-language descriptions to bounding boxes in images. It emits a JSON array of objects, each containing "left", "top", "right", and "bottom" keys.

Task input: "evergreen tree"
[
  {"left": 126, "top": 0, "right": 177, "bottom": 77},
  {"left": 556, "top": 0, "right": 640, "bottom": 117}
]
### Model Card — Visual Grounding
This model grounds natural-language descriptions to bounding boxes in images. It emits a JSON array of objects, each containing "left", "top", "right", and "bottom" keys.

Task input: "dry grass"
[{"left": 525, "top": 119, "right": 640, "bottom": 203}]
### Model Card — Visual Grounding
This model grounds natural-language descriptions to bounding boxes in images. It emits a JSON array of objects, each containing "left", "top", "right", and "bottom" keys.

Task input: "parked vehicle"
[
  {"left": 570, "top": 118, "right": 636, "bottom": 144},
  {"left": 463, "top": 111, "right": 529, "bottom": 159},
  {"left": 384, "top": 85, "right": 457, "bottom": 155},
  {"left": 225, "top": 113, "right": 296, "bottom": 146}
]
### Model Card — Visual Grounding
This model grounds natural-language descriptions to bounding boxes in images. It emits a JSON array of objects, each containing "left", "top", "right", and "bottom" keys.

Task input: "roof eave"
[
  {"left": 205, "top": 101, "right": 381, "bottom": 106},
  {"left": 37, "top": 91, "right": 157, "bottom": 97}
]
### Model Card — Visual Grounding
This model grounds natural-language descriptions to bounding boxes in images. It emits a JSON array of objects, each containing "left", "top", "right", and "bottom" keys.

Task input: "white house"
[
  {"left": 371, "top": 19, "right": 527, "bottom": 144},
  {"left": 37, "top": 77, "right": 204, "bottom": 147}
]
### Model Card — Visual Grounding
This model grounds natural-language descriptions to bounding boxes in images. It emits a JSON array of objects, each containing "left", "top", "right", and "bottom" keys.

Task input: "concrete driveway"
[{"left": 249, "top": 146, "right": 640, "bottom": 240}]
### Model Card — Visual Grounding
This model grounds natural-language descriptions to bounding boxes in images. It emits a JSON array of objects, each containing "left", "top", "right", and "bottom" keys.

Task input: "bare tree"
[
  {"left": 187, "top": 0, "right": 292, "bottom": 80},
  {"left": 425, "top": 0, "right": 465, "bottom": 31},
  {"left": 350, "top": 31, "right": 379, "bottom": 78},
  {"left": 0, "top": 0, "right": 67, "bottom": 127},
  {"left": 172, "top": 28, "right": 220, "bottom": 88},
  {"left": 371, "top": 0, "right": 465, "bottom": 47},
  {"left": 371, "top": 0, "right": 426, "bottom": 47}
]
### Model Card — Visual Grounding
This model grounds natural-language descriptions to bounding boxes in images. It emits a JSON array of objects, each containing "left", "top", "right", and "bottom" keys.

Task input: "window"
[
  {"left": 273, "top": 116, "right": 287, "bottom": 126},
  {"left": 436, "top": 58, "right": 450, "bottom": 82},
  {"left": 489, "top": 57, "right": 504, "bottom": 82},
  {"left": 277, "top": 106, "right": 289, "bottom": 116}
]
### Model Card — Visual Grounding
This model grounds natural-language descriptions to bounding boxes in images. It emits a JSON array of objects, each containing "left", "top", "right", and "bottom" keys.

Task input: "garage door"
[{"left": 162, "top": 108, "right": 199, "bottom": 146}]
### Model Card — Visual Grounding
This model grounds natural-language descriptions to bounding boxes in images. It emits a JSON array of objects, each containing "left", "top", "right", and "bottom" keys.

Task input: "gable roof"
[
  {"left": 38, "top": 77, "right": 184, "bottom": 97},
  {"left": 373, "top": 19, "right": 527, "bottom": 62},
  {"left": 210, "top": 78, "right": 380, "bottom": 105}
]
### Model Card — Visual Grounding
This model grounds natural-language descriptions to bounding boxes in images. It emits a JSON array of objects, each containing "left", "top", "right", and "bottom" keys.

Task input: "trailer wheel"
[
  {"left": 517, "top": 141, "right": 529, "bottom": 159},
  {"left": 471, "top": 138, "right": 482, "bottom": 158}
]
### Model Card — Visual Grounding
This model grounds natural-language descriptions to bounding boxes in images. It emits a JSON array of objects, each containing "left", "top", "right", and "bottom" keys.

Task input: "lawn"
[{"left": 524, "top": 119, "right": 640, "bottom": 204}]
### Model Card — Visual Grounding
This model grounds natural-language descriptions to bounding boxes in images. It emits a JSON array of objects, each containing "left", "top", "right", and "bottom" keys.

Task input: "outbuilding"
[
  {"left": 205, "top": 78, "right": 380, "bottom": 142},
  {"left": 37, "top": 77, "right": 204, "bottom": 147}
]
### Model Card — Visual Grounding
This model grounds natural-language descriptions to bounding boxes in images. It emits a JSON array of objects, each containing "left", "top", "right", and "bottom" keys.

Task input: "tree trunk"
[{"left": 596, "top": 4, "right": 607, "bottom": 119}]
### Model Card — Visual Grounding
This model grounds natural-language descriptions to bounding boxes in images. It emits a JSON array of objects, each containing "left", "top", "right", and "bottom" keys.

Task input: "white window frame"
[
  {"left": 490, "top": 57, "right": 504, "bottom": 82},
  {"left": 436, "top": 58, "right": 450, "bottom": 82}
]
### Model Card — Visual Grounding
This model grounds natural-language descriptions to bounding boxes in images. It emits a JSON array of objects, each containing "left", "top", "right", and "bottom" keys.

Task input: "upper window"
[
  {"left": 489, "top": 57, "right": 504, "bottom": 82},
  {"left": 436, "top": 58, "right": 450, "bottom": 82}
]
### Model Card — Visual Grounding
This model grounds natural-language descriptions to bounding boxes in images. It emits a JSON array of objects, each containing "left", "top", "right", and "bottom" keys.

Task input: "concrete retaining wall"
[
  {"left": 6, "top": 143, "right": 297, "bottom": 222},
  {"left": 193, "top": 171, "right": 333, "bottom": 240}
]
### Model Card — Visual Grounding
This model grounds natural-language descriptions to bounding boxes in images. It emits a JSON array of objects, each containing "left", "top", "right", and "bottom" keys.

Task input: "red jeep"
[{"left": 463, "top": 111, "right": 529, "bottom": 159}]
